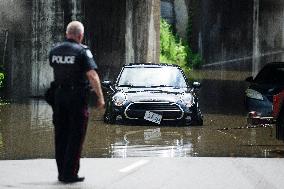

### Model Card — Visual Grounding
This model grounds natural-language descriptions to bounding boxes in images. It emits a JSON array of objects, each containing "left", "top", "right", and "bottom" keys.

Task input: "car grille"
[{"left": 125, "top": 102, "right": 184, "bottom": 120}]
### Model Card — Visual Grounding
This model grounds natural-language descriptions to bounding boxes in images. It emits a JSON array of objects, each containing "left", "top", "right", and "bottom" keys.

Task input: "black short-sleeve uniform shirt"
[{"left": 49, "top": 39, "right": 97, "bottom": 87}]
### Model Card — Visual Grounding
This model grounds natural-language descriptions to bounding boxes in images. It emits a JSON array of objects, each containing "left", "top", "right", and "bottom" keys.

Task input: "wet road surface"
[{"left": 0, "top": 99, "right": 283, "bottom": 160}]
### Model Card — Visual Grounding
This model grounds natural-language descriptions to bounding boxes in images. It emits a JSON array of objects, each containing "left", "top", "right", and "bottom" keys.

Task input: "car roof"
[
  {"left": 262, "top": 62, "right": 284, "bottom": 69},
  {"left": 124, "top": 63, "right": 181, "bottom": 68},
  {"left": 253, "top": 62, "right": 284, "bottom": 83}
]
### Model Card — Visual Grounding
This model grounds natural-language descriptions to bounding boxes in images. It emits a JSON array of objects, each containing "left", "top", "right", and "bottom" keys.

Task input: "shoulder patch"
[
  {"left": 80, "top": 44, "right": 88, "bottom": 49},
  {"left": 52, "top": 42, "right": 61, "bottom": 48},
  {"left": 86, "top": 49, "right": 93, "bottom": 58}
]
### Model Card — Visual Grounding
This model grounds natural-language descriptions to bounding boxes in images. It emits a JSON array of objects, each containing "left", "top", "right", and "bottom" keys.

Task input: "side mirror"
[
  {"left": 193, "top": 81, "right": 201, "bottom": 89},
  {"left": 245, "top": 76, "right": 254, "bottom": 83},
  {"left": 102, "top": 80, "right": 112, "bottom": 88}
]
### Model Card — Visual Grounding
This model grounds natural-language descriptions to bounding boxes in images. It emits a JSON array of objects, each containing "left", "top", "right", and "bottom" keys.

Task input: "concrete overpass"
[
  {"left": 1, "top": 0, "right": 284, "bottom": 100},
  {"left": 0, "top": 0, "right": 160, "bottom": 97}
]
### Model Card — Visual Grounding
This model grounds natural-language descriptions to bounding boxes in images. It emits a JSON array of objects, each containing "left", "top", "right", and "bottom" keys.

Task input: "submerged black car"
[
  {"left": 245, "top": 62, "right": 284, "bottom": 117},
  {"left": 102, "top": 63, "right": 203, "bottom": 126}
]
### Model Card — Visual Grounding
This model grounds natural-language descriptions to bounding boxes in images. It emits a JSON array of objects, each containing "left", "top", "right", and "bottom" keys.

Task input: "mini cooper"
[{"left": 102, "top": 63, "right": 203, "bottom": 126}]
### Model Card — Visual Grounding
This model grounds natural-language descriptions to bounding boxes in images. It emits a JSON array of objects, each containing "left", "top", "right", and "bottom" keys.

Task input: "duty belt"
[{"left": 55, "top": 83, "right": 87, "bottom": 90}]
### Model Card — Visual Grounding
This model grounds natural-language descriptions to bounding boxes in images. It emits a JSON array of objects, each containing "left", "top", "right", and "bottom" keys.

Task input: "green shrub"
[
  {"left": 0, "top": 72, "right": 4, "bottom": 88},
  {"left": 186, "top": 50, "right": 203, "bottom": 69},
  {"left": 160, "top": 18, "right": 203, "bottom": 69},
  {"left": 160, "top": 19, "right": 187, "bottom": 67}
]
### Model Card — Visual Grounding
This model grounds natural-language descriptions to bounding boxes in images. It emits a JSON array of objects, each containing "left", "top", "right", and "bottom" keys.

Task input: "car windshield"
[
  {"left": 254, "top": 65, "right": 284, "bottom": 85},
  {"left": 117, "top": 66, "right": 188, "bottom": 88}
]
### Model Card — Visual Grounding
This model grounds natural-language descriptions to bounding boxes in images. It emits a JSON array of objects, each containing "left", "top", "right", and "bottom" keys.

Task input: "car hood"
[{"left": 117, "top": 87, "right": 189, "bottom": 103}]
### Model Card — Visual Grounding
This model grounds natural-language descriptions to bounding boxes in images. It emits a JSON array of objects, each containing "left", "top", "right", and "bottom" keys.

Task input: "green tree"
[{"left": 160, "top": 18, "right": 202, "bottom": 69}]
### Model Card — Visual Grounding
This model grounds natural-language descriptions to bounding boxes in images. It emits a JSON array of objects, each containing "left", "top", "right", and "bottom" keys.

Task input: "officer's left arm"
[
  {"left": 82, "top": 47, "right": 105, "bottom": 109},
  {"left": 86, "top": 70, "right": 105, "bottom": 109}
]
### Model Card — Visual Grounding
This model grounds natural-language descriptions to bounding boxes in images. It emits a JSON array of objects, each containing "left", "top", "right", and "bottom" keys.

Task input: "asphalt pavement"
[{"left": 0, "top": 158, "right": 284, "bottom": 189}]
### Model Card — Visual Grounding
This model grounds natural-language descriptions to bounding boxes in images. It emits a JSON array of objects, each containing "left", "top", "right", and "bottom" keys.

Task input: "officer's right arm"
[{"left": 86, "top": 70, "right": 105, "bottom": 109}]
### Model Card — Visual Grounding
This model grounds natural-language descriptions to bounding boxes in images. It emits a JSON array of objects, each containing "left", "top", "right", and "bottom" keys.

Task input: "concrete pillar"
[
  {"left": 174, "top": 0, "right": 189, "bottom": 40},
  {"left": 125, "top": 0, "right": 135, "bottom": 65},
  {"left": 252, "top": 0, "right": 260, "bottom": 77},
  {"left": 31, "top": 0, "right": 65, "bottom": 97},
  {"left": 147, "top": 0, "right": 160, "bottom": 63},
  {"left": 126, "top": 0, "right": 160, "bottom": 64},
  {"left": 85, "top": 0, "right": 160, "bottom": 81}
]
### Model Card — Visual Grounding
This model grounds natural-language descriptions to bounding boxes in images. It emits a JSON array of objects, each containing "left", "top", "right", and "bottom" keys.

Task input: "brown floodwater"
[{"left": 0, "top": 99, "right": 283, "bottom": 160}]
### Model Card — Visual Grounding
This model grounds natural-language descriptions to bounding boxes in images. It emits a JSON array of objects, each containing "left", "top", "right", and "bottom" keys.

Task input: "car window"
[
  {"left": 117, "top": 67, "right": 188, "bottom": 88},
  {"left": 254, "top": 66, "right": 284, "bottom": 85}
]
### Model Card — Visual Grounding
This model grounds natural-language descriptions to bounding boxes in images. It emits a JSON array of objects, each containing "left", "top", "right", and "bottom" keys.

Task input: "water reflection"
[
  {"left": 0, "top": 99, "right": 283, "bottom": 159},
  {"left": 0, "top": 100, "right": 54, "bottom": 160},
  {"left": 109, "top": 127, "right": 193, "bottom": 158}
]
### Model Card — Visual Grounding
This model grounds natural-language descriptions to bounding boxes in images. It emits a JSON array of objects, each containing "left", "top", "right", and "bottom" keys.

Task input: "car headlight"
[
  {"left": 112, "top": 92, "right": 127, "bottom": 106},
  {"left": 181, "top": 93, "right": 194, "bottom": 107},
  {"left": 245, "top": 89, "right": 264, "bottom": 100}
]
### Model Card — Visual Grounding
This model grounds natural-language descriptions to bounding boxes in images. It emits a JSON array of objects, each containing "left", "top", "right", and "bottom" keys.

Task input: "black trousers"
[{"left": 52, "top": 87, "right": 89, "bottom": 178}]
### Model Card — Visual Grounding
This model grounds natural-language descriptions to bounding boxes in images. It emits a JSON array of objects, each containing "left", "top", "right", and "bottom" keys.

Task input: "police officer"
[{"left": 49, "top": 21, "right": 105, "bottom": 183}]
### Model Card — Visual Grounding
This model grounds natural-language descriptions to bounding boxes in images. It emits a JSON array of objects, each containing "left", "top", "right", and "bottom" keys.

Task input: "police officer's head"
[{"left": 66, "top": 21, "right": 84, "bottom": 43}]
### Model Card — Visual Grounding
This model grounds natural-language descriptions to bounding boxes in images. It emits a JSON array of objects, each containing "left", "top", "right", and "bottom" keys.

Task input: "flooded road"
[{"left": 0, "top": 99, "right": 283, "bottom": 160}]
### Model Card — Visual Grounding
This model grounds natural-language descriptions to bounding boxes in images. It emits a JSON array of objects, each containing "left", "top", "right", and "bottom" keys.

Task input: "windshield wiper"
[
  {"left": 118, "top": 84, "right": 180, "bottom": 88},
  {"left": 118, "top": 85, "right": 133, "bottom": 87},
  {"left": 151, "top": 85, "right": 175, "bottom": 88},
  {"left": 118, "top": 85, "right": 148, "bottom": 88}
]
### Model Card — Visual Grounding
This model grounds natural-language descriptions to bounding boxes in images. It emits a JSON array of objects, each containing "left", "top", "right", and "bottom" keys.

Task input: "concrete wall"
[
  {"left": 191, "top": 0, "right": 284, "bottom": 71},
  {"left": 174, "top": 0, "right": 189, "bottom": 40},
  {"left": 0, "top": 0, "right": 65, "bottom": 97},
  {"left": 0, "top": 0, "right": 33, "bottom": 96},
  {"left": 83, "top": 0, "right": 127, "bottom": 81},
  {"left": 160, "top": 0, "right": 284, "bottom": 72},
  {"left": 161, "top": 0, "right": 189, "bottom": 40},
  {"left": 188, "top": 0, "right": 254, "bottom": 114},
  {"left": 161, "top": 0, "right": 175, "bottom": 25},
  {"left": 253, "top": 0, "right": 284, "bottom": 76},
  {"left": 1, "top": 0, "right": 160, "bottom": 97},
  {"left": 197, "top": 0, "right": 254, "bottom": 69},
  {"left": 189, "top": 0, "right": 284, "bottom": 115}
]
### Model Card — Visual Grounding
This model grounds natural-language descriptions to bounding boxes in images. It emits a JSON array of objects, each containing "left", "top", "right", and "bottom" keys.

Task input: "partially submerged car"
[
  {"left": 102, "top": 63, "right": 203, "bottom": 126},
  {"left": 245, "top": 62, "right": 284, "bottom": 124}
]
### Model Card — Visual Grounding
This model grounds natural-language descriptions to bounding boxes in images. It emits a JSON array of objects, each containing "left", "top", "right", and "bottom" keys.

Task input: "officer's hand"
[{"left": 96, "top": 97, "right": 105, "bottom": 110}]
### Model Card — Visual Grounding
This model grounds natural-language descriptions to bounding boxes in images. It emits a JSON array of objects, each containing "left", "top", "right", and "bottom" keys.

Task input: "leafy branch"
[{"left": 160, "top": 18, "right": 202, "bottom": 70}]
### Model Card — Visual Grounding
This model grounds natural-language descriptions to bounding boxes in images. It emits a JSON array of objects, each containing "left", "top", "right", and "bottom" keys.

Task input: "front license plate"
[{"left": 144, "top": 111, "right": 162, "bottom": 124}]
